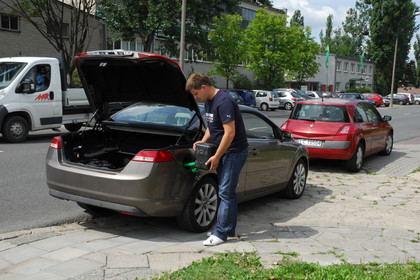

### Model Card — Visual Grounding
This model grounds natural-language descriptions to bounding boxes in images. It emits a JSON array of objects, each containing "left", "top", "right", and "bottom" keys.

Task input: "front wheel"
[
  {"left": 345, "top": 143, "right": 364, "bottom": 172},
  {"left": 177, "top": 177, "right": 219, "bottom": 232},
  {"left": 284, "top": 102, "right": 293, "bottom": 110},
  {"left": 379, "top": 133, "right": 393, "bottom": 156},
  {"left": 1, "top": 115, "right": 29, "bottom": 143},
  {"left": 280, "top": 159, "right": 307, "bottom": 199}
]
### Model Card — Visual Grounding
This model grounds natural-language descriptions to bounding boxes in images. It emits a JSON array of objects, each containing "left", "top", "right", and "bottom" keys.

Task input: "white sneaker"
[{"left": 203, "top": 235, "right": 225, "bottom": 246}]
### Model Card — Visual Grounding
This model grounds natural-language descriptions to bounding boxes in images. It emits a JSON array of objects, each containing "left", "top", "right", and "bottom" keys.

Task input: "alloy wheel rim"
[
  {"left": 293, "top": 163, "right": 306, "bottom": 195},
  {"left": 194, "top": 183, "right": 218, "bottom": 227}
]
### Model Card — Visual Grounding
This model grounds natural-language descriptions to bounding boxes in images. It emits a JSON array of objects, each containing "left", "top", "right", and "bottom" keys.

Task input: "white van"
[{"left": 253, "top": 90, "right": 279, "bottom": 111}]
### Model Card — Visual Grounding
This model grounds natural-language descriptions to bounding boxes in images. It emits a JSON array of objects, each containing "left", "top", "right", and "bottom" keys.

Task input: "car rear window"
[
  {"left": 291, "top": 104, "right": 350, "bottom": 123},
  {"left": 110, "top": 102, "right": 196, "bottom": 127}
]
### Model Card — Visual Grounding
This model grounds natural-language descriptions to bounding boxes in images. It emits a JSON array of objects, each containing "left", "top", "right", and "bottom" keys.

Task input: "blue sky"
[{"left": 272, "top": 0, "right": 420, "bottom": 61}]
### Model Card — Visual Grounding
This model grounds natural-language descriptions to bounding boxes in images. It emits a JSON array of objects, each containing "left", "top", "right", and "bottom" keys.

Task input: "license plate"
[{"left": 296, "top": 139, "right": 323, "bottom": 147}]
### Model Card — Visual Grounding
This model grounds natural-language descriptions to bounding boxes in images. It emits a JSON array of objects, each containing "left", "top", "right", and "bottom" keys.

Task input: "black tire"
[
  {"left": 345, "top": 143, "right": 364, "bottom": 172},
  {"left": 379, "top": 133, "right": 393, "bottom": 156},
  {"left": 285, "top": 102, "right": 293, "bottom": 110},
  {"left": 65, "top": 123, "right": 83, "bottom": 132},
  {"left": 177, "top": 177, "right": 219, "bottom": 233},
  {"left": 1, "top": 115, "right": 29, "bottom": 143},
  {"left": 415, "top": 101, "right": 420, "bottom": 105},
  {"left": 280, "top": 159, "right": 307, "bottom": 199},
  {"left": 260, "top": 103, "right": 269, "bottom": 111}
]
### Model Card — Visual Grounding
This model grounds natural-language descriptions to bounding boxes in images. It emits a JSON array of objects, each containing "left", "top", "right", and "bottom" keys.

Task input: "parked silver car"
[
  {"left": 273, "top": 88, "right": 304, "bottom": 110},
  {"left": 46, "top": 51, "right": 309, "bottom": 233},
  {"left": 253, "top": 89, "right": 280, "bottom": 111}
]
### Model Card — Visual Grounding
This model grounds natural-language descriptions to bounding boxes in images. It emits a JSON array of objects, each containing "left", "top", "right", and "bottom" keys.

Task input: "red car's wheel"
[{"left": 346, "top": 143, "right": 364, "bottom": 172}]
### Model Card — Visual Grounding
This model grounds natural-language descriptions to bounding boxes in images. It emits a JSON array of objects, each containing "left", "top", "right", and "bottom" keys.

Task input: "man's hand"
[{"left": 205, "top": 155, "right": 220, "bottom": 171}]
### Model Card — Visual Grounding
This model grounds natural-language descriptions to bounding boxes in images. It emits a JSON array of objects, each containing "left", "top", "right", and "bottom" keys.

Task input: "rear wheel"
[
  {"left": 177, "top": 177, "right": 219, "bottom": 232},
  {"left": 284, "top": 102, "right": 293, "bottom": 110},
  {"left": 280, "top": 159, "right": 307, "bottom": 199},
  {"left": 399, "top": 100, "right": 403, "bottom": 105},
  {"left": 1, "top": 115, "right": 29, "bottom": 143},
  {"left": 345, "top": 143, "right": 364, "bottom": 172},
  {"left": 379, "top": 133, "right": 393, "bottom": 156},
  {"left": 260, "top": 103, "right": 269, "bottom": 111}
]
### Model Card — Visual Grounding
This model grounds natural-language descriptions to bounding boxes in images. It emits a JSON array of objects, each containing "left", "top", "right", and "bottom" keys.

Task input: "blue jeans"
[{"left": 212, "top": 148, "right": 248, "bottom": 241}]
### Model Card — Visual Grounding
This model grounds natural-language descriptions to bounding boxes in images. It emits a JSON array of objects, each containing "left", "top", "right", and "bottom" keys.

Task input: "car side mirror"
[
  {"left": 383, "top": 115, "right": 392, "bottom": 121},
  {"left": 16, "top": 79, "right": 36, "bottom": 94}
]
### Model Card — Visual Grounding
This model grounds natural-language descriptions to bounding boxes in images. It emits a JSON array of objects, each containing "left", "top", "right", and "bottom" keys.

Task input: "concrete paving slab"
[
  {"left": 107, "top": 253, "right": 149, "bottom": 268},
  {"left": 47, "top": 258, "right": 103, "bottom": 278},
  {"left": 0, "top": 244, "right": 47, "bottom": 265},
  {"left": 43, "top": 247, "right": 90, "bottom": 261},
  {"left": 7, "top": 257, "right": 58, "bottom": 276}
]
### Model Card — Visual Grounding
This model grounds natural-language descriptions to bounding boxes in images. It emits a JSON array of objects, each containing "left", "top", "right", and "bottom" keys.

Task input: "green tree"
[
  {"left": 403, "top": 60, "right": 417, "bottom": 86},
  {"left": 244, "top": 9, "right": 295, "bottom": 89},
  {"left": 320, "top": 14, "right": 334, "bottom": 51},
  {"left": 208, "top": 14, "right": 246, "bottom": 89},
  {"left": 0, "top": 0, "right": 100, "bottom": 85},
  {"left": 414, "top": 34, "right": 420, "bottom": 87},
  {"left": 290, "top": 9, "right": 304, "bottom": 27},
  {"left": 360, "top": 0, "right": 419, "bottom": 94},
  {"left": 288, "top": 26, "right": 320, "bottom": 87},
  {"left": 99, "top": 0, "right": 239, "bottom": 60}
]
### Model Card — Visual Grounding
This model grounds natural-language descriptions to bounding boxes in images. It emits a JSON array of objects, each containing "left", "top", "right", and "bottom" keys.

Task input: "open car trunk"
[{"left": 60, "top": 128, "right": 195, "bottom": 170}]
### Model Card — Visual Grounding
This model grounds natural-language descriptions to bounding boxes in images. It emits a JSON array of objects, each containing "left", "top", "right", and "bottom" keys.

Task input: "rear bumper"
[
  {"left": 299, "top": 140, "right": 354, "bottom": 160},
  {"left": 46, "top": 149, "right": 194, "bottom": 217}
]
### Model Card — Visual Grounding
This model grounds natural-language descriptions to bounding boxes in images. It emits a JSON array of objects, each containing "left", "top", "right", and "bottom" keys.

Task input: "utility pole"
[{"left": 179, "top": 0, "right": 187, "bottom": 71}]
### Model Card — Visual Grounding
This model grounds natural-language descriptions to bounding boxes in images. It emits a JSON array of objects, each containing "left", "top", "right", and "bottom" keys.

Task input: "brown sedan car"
[{"left": 46, "top": 51, "right": 309, "bottom": 232}]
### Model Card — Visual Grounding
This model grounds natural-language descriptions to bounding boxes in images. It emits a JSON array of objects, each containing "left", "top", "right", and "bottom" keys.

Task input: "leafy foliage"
[{"left": 208, "top": 14, "right": 246, "bottom": 89}]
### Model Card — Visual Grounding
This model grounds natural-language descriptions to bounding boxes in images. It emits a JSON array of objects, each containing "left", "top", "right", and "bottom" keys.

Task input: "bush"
[{"left": 233, "top": 74, "right": 253, "bottom": 89}]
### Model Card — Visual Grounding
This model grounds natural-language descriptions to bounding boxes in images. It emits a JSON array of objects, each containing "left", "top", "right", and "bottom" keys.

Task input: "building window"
[
  {"left": 369, "top": 66, "right": 373, "bottom": 75},
  {"left": 357, "top": 64, "right": 360, "bottom": 73},
  {"left": 344, "top": 62, "right": 348, "bottom": 72},
  {"left": 336, "top": 82, "right": 340, "bottom": 91},
  {"left": 1, "top": 14, "right": 19, "bottom": 31},
  {"left": 351, "top": 63, "right": 355, "bottom": 73},
  {"left": 336, "top": 61, "right": 341, "bottom": 71},
  {"left": 237, "top": 7, "right": 256, "bottom": 28},
  {"left": 47, "top": 22, "right": 69, "bottom": 37}
]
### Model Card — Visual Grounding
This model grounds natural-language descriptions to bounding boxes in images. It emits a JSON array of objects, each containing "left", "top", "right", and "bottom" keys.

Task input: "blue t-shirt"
[{"left": 205, "top": 90, "right": 248, "bottom": 153}]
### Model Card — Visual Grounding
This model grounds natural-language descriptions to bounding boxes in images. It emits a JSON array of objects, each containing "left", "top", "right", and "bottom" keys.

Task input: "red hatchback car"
[
  {"left": 362, "top": 93, "right": 385, "bottom": 107},
  {"left": 281, "top": 99, "right": 393, "bottom": 172}
]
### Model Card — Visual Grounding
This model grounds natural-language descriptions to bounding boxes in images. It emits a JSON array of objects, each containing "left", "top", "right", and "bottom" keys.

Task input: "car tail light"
[
  {"left": 49, "top": 136, "right": 62, "bottom": 149},
  {"left": 291, "top": 98, "right": 296, "bottom": 101},
  {"left": 132, "top": 150, "right": 175, "bottom": 162},
  {"left": 337, "top": 125, "right": 356, "bottom": 135},
  {"left": 269, "top": 97, "right": 273, "bottom": 101}
]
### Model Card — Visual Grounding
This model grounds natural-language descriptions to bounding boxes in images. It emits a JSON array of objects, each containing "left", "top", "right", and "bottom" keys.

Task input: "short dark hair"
[{"left": 185, "top": 73, "right": 212, "bottom": 91}]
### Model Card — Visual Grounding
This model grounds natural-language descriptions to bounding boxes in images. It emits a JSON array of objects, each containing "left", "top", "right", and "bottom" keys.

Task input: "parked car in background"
[
  {"left": 281, "top": 98, "right": 393, "bottom": 172},
  {"left": 46, "top": 50, "right": 309, "bottom": 233},
  {"left": 385, "top": 94, "right": 410, "bottom": 105},
  {"left": 305, "top": 91, "right": 323, "bottom": 98},
  {"left": 254, "top": 90, "right": 280, "bottom": 111},
  {"left": 362, "top": 93, "right": 385, "bottom": 107},
  {"left": 401, "top": 93, "right": 415, "bottom": 104},
  {"left": 413, "top": 94, "right": 420, "bottom": 105},
  {"left": 293, "top": 89, "right": 312, "bottom": 99},
  {"left": 339, "top": 93, "right": 378, "bottom": 106},
  {"left": 224, "top": 89, "right": 244, "bottom": 104},
  {"left": 273, "top": 88, "right": 304, "bottom": 110},
  {"left": 230, "top": 89, "right": 256, "bottom": 107}
]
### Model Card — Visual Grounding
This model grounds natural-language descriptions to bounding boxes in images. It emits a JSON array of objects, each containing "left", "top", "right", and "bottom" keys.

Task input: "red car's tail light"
[
  {"left": 49, "top": 136, "right": 62, "bottom": 149},
  {"left": 337, "top": 125, "right": 356, "bottom": 135},
  {"left": 132, "top": 150, "right": 175, "bottom": 162}
]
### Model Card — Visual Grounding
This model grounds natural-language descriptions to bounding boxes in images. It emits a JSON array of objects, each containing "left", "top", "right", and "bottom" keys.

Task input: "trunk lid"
[{"left": 75, "top": 51, "right": 200, "bottom": 121}]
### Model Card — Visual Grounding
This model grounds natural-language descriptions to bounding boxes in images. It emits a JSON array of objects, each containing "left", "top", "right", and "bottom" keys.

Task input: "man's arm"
[{"left": 206, "top": 120, "right": 235, "bottom": 171}]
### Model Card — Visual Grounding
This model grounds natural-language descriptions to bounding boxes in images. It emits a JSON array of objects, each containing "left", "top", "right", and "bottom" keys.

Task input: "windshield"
[
  {"left": 110, "top": 103, "right": 198, "bottom": 128},
  {"left": 291, "top": 104, "right": 350, "bottom": 123},
  {"left": 0, "top": 62, "right": 27, "bottom": 89}
]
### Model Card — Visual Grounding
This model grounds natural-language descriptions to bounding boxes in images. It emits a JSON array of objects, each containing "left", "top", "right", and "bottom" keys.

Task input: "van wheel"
[
  {"left": 280, "top": 159, "right": 307, "bottom": 199},
  {"left": 177, "top": 177, "right": 219, "bottom": 233},
  {"left": 1, "top": 116, "right": 29, "bottom": 143},
  {"left": 345, "top": 143, "right": 364, "bottom": 172},
  {"left": 65, "top": 123, "right": 83, "bottom": 132},
  {"left": 284, "top": 102, "right": 293, "bottom": 110},
  {"left": 260, "top": 103, "right": 269, "bottom": 111}
]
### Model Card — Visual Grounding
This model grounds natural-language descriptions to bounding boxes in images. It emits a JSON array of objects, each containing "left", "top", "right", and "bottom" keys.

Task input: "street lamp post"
[
  {"left": 179, "top": 0, "right": 187, "bottom": 71},
  {"left": 389, "top": 11, "right": 420, "bottom": 108}
]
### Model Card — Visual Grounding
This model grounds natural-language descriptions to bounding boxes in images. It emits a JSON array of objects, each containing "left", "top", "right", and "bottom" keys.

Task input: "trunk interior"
[{"left": 61, "top": 128, "right": 194, "bottom": 170}]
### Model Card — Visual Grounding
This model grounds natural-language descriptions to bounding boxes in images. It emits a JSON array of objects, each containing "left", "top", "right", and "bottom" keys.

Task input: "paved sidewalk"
[{"left": 1, "top": 139, "right": 420, "bottom": 280}]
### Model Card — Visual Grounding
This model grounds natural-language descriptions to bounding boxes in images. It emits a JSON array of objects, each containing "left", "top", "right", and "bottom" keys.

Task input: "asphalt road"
[{"left": 0, "top": 104, "right": 419, "bottom": 234}]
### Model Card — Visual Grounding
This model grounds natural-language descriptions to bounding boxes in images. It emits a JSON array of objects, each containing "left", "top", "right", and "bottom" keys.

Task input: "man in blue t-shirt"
[{"left": 186, "top": 73, "right": 248, "bottom": 246}]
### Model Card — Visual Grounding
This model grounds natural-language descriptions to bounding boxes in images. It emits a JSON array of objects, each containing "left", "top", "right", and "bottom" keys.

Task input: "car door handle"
[{"left": 49, "top": 91, "right": 54, "bottom": 100}]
